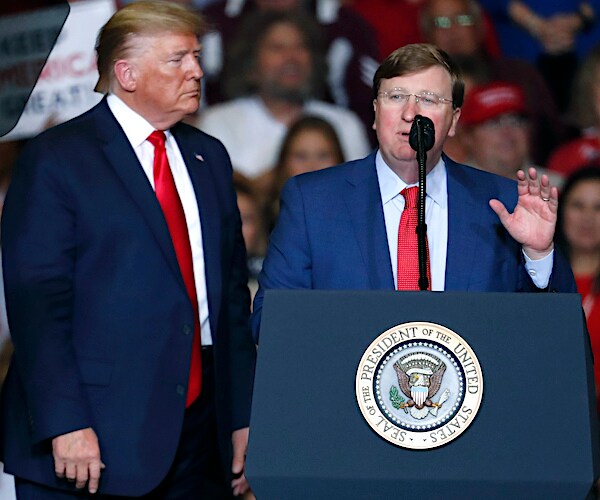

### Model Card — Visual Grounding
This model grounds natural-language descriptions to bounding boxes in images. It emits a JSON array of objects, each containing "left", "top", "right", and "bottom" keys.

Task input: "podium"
[{"left": 246, "top": 290, "right": 599, "bottom": 499}]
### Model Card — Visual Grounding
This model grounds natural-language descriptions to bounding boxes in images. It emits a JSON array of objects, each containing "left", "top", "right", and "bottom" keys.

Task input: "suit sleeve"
[
  {"left": 2, "top": 139, "right": 93, "bottom": 444},
  {"left": 251, "top": 177, "right": 313, "bottom": 342},
  {"left": 548, "top": 247, "right": 578, "bottom": 293},
  {"left": 204, "top": 137, "right": 256, "bottom": 431}
]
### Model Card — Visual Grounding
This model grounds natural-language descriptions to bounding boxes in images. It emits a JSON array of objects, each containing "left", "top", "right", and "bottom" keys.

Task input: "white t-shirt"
[{"left": 196, "top": 96, "right": 371, "bottom": 179}]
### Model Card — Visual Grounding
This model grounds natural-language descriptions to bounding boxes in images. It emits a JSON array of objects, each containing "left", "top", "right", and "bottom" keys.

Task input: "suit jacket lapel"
[
  {"left": 94, "top": 100, "right": 186, "bottom": 291},
  {"left": 445, "top": 157, "right": 483, "bottom": 290},
  {"left": 343, "top": 153, "right": 395, "bottom": 290},
  {"left": 172, "top": 125, "right": 222, "bottom": 327}
]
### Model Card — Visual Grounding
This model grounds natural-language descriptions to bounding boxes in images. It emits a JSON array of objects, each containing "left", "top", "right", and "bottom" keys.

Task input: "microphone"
[
  {"left": 408, "top": 115, "right": 435, "bottom": 291},
  {"left": 409, "top": 115, "right": 435, "bottom": 152}
]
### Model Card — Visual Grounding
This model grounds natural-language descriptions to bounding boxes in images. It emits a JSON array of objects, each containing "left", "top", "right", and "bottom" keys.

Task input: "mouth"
[{"left": 278, "top": 63, "right": 307, "bottom": 79}]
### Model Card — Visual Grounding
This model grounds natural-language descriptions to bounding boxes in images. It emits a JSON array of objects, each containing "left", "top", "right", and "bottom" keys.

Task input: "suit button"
[
  {"left": 183, "top": 324, "right": 192, "bottom": 335},
  {"left": 176, "top": 384, "right": 185, "bottom": 396}
]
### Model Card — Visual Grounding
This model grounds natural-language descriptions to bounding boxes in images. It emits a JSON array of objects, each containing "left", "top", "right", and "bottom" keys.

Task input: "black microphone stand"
[{"left": 409, "top": 115, "right": 435, "bottom": 291}]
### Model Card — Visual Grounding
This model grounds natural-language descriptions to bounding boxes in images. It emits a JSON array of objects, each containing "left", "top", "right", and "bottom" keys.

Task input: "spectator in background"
[
  {"left": 234, "top": 174, "right": 268, "bottom": 302},
  {"left": 480, "top": 1, "right": 599, "bottom": 64},
  {"left": 480, "top": 2, "right": 598, "bottom": 112},
  {"left": 266, "top": 115, "right": 345, "bottom": 229},
  {"left": 348, "top": 0, "right": 425, "bottom": 60},
  {"left": 556, "top": 166, "right": 600, "bottom": 413},
  {"left": 195, "top": 9, "right": 370, "bottom": 195},
  {"left": 460, "top": 81, "right": 564, "bottom": 186},
  {"left": 420, "top": 0, "right": 566, "bottom": 166},
  {"left": 199, "top": 0, "right": 380, "bottom": 140},
  {"left": 348, "top": 0, "right": 502, "bottom": 62},
  {"left": 548, "top": 43, "right": 600, "bottom": 177}
]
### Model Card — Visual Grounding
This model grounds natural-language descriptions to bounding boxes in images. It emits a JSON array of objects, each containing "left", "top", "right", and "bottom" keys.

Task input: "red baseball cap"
[{"left": 460, "top": 82, "right": 528, "bottom": 126}]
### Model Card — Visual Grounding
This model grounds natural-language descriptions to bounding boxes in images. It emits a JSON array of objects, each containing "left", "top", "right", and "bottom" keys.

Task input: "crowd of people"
[
  {"left": 186, "top": 0, "right": 600, "bottom": 367},
  {"left": 0, "top": 0, "right": 599, "bottom": 498},
  {"left": 185, "top": 0, "right": 600, "bottom": 266}
]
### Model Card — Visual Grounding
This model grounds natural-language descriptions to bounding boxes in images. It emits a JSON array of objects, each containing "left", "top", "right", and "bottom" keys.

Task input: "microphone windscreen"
[{"left": 409, "top": 115, "right": 435, "bottom": 152}]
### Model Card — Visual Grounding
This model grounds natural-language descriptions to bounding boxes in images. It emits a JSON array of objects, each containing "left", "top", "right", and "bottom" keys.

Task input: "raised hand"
[{"left": 489, "top": 168, "right": 558, "bottom": 260}]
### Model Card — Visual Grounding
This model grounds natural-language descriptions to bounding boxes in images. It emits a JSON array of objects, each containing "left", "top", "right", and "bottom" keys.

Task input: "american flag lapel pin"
[{"left": 195, "top": 153, "right": 204, "bottom": 162}]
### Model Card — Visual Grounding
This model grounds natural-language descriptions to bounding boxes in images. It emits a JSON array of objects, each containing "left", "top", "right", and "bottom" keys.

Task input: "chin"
[
  {"left": 393, "top": 147, "right": 418, "bottom": 162},
  {"left": 183, "top": 101, "right": 200, "bottom": 115}
]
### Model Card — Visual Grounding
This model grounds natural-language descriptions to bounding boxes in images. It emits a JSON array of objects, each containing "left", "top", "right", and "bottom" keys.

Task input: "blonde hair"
[{"left": 95, "top": 0, "right": 206, "bottom": 93}]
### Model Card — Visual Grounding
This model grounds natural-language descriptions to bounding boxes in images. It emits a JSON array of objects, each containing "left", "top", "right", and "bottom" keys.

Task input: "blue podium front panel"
[{"left": 247, "top": 291, "right": 598, "bottom": 499}]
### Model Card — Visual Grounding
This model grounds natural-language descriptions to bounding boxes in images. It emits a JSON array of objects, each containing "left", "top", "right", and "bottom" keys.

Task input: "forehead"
[
  {"left": 260, "top": 22, "right": 304, "bottom": 46},
  {"left": 569, "top": 179, "right": 600, "bottom": 197},
  {"left": 379, "top": 66, "right": 452, "bottom": 93},
  {"left": 290, "top": 128, "right": 333, "bottom": 146},
  {"left": 428, "top": 0, "right": 471, "bottom": 16},
  {"left": 135, "top": 32, "right": 200, "bottom": 54}
]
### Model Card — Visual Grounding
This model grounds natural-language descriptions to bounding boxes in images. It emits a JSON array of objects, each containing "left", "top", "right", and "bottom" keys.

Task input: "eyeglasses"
[
  {"left": 377, "top": 89, "right": 453, "bottom": 108},
  {"left": 432, "top": 14, "right": 475, "bottom": 29}
]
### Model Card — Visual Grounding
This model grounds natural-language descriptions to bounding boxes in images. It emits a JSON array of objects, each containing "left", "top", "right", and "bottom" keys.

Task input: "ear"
[
  {"left": 113, "top": 59, "right": 137, "bottom": 92},
  {"left": 447, "top": 107, "right": 461, "bottom": 138},
  {"left": 372, "top": 99, "right": 378, "bottom": 131}
]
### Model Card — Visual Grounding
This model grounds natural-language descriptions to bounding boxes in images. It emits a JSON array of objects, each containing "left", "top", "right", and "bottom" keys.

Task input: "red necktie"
[
  {"left": 397, "top": 186, "right": 431, "bottom": 291},
  {"left": 148, "top": 130, "right": 202, "bottom": 407}
]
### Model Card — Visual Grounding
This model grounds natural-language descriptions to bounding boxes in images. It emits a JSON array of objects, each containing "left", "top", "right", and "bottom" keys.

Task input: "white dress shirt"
[
  {"left": 375, "top": 151, "right": 552, "bottom": 291},
  {"left": 107, "top": 94, "right": 213, "bottom": 345}
]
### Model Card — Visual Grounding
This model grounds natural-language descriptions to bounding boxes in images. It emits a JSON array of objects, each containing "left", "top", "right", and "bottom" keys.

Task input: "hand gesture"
[{"left": 489, "top": 168, "right": 557, "bottom": 260}]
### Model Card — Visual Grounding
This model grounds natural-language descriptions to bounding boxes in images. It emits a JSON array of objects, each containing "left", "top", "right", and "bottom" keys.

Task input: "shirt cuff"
[{"left": 522, "top": 249, "right": 554, "bottom": 288}]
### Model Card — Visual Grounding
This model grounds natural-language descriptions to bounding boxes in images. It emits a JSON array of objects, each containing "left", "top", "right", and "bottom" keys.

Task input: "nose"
[
  {"left": 187, "top": 55, "right": 203, "bottom": 80},
  {"left": 284, "top": 43, "right": 309, "bottom": 63},
  {"left": 401, "top": 96, "right": 418, "bottom": 122},
  {"left": 193, "top": 59, "right": 203, "bottom": 80}
]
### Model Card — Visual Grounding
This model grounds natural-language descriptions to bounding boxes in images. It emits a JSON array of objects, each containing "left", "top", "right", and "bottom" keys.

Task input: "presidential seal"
[{"left": 356, "top": 322, "right": 483, "bottom": 450}]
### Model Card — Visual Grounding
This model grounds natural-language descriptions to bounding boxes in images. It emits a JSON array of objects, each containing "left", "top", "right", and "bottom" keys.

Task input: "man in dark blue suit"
[
  {"left": 251, "top": 43, "right": 576, "bottom": 340},
  {"left": 1, "top": 1, "right": 256, "bottom": 497}
]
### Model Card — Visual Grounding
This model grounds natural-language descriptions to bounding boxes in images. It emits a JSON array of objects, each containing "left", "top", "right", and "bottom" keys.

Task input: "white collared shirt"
[
  {"left": 107, "top": 94, "right": 213, "bottom": 344},
  {"left": 375, "top": 151, "right": 552, "bottom": 290}
]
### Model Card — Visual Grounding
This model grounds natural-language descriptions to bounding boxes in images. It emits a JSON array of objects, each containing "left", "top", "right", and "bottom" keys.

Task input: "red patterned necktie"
[
  {"left": 396, "top": 186, "right": 431, "bottom": 291},
  {"left": 148, "top": 130, "right": 202, "bottom": 407}
]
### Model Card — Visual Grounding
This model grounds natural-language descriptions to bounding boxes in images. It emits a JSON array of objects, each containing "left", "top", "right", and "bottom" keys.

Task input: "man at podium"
[{"left": 251, "top": 43, "right": 576, "bottom": 340}]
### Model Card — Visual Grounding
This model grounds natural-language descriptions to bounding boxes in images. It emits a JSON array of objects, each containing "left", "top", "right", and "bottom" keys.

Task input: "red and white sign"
[{"left": 1, "top": 0, "right": 116, "bottom": 140}]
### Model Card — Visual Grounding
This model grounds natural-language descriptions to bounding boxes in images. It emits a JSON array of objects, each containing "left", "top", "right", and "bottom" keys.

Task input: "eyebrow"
[
  {"left": 169, "top": 43, "right": 202, "bottom": 56},
  {"left": 382, "top": 87, "right": 445, "bottom": 95}
]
